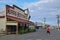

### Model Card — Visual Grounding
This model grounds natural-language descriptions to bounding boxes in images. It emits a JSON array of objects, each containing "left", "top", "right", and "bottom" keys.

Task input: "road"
[{"left": 0, "top": 28, "right": 60, "bottom": 40}]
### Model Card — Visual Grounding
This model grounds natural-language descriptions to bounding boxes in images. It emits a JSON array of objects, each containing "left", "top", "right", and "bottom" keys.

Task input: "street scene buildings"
[
  {"left": 0, "top": 5, "right": 35, "bottom": 34},
  {"left": 0, "top": 0, "right": 60, "bottom": 40}
]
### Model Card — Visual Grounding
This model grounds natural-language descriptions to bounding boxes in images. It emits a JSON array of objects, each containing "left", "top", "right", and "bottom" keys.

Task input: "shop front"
[{"left": 5, "top": 5, "right": 35, "bottom": 34}]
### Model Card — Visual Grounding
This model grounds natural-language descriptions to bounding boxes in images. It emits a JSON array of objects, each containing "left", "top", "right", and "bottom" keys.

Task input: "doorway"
[{"left": 6, "top": 25, "right": 16, "bottom": 34}]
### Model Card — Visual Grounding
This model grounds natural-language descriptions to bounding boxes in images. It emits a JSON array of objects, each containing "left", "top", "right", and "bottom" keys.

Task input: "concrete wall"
[
  {"left": 0, "top": 8, "right": 6, "bottom": 33},
  {"left": 13, "top": 7, "right": 27, "bottom": 19},
  {"left": 8, "top": 7, "right": 27, "bottom": 20},
  {"left": 29, "top": 25, "right": 35, "bottom": 29},
  {"left": 0, "top": 18, "right": 6, "bottom": 33},
  {"left": 7, "top": 21, "right": 18, "bottom": 25},
  {"left": 35, "top": 22, "right": 43, "bottom": 26}
]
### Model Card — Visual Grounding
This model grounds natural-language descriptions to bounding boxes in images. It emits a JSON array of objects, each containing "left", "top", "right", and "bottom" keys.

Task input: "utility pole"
[
  {"left": 57, "top": 15, "right": 60, "bottom": 30},
  {"left": 43, "top": 17, "right": 46, "bottom": 28},
  {"left": 44, "top": 18, "right": 46, "bottom": 25}
]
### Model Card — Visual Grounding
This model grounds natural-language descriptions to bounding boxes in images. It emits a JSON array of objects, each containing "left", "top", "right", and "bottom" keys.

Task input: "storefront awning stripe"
[{"left": 6, "top": 15, "right": 35, "bottom": 25}]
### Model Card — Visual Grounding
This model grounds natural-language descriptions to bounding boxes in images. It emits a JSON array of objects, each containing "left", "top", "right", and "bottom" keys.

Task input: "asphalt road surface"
[{"left": 0, "top": 28, "right": 60, "bottom": 40}]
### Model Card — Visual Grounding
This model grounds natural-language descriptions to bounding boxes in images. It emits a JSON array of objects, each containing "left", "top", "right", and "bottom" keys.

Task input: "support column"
[
  {"left": 6, "top": 26, "right": 8, "bottom": 34},
  {"left": 16, "top": 23, "right": 18, "bottom": 34}
]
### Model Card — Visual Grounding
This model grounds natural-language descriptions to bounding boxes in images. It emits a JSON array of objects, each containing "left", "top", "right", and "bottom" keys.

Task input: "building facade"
[{"left": 0, "top": 5, "right": 35, "bottom": 34}]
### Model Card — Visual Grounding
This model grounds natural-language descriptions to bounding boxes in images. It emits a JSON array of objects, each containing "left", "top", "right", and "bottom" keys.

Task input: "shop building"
[{"left": 0, "top": 5, "right": 35, "bottom": 34}]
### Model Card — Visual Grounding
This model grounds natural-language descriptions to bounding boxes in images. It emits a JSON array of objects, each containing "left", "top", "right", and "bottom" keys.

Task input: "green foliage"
[
  {"left": 18, "top": 30, "right": 25, "bottom": 34},
  {"left": 18, "top": 29, "right": 36, "bottom": 34},
  {"left": 29, "top": 29, "right": 36, "bottom": 32},
  {"left": 24, "top": 29, "right": 29, "bottom": 33}
]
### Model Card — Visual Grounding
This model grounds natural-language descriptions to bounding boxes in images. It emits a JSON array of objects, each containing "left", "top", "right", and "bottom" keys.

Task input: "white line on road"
[{"left": 27, "top": 39, "right": 42, "bottom": 40}]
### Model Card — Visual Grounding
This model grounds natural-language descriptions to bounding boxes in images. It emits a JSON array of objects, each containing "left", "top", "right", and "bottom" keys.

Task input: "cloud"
[
  {"left": 23, "top": 0, "right": 60, "bottom": 26},
  {"left": 0, "top": 0, "right": 60, "bottom": 26},
  {"left": 24, "top": 0, "right": 60, "bottom": 15}
]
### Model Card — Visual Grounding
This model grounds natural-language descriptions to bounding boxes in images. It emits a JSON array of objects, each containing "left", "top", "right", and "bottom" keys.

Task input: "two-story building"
[{"left": 0, "top": 5, "right": 35, "bottom": 34}]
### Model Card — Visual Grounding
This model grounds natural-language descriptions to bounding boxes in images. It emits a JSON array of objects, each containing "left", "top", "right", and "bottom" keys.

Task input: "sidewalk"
[{"left": 0, "top": 33, "right": 6, "bottom": 37}]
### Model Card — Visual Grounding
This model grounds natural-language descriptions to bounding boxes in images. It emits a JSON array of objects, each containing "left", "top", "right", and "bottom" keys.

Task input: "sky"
[{"left": 0, "top": 0, "right": 60, "bottom": 26}]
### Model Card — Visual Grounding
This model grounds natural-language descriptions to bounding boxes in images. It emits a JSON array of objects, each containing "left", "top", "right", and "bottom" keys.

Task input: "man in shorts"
[{"left": 46, "top": 25, "right": 50, "bottom": 35}]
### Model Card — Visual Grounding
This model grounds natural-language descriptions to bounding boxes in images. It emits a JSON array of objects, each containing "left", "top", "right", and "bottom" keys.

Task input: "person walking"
[{"left": 46, "top": 25, "right": 50, "bottom": 35}]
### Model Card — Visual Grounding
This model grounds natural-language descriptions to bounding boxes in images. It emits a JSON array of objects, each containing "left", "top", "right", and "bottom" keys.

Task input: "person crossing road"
[{"left": 46, "top": 25, "right": 50, "bottom": 35}]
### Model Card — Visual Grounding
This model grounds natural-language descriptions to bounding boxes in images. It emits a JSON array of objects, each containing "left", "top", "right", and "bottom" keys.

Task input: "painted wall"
[
  {"left": 9, "top": 6, "right": 27, "bottom": 20},
  {"left": 0, "top": 8, "right": 6, "bottom": 33},
  {"left": 7, "top": 21, "right": 18, "bottom": 25},
  {"left": 0, "top": 18, "right": 6, "bottom": 33}
]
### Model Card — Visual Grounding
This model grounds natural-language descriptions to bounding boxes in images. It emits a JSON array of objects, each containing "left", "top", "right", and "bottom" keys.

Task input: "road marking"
[
  {"left": 27, "top": 39, "right": 42, "bottom": 40},
  {"left": 36, "top": 39, "right": 42, "bottom": 40}
]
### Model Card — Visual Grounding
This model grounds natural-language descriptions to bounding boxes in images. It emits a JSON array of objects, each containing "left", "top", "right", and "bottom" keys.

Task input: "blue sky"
[{"left": 0, "top": 0, "right": 60, "bottom": 26}]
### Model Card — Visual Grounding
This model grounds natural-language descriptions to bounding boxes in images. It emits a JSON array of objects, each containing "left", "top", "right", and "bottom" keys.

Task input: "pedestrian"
[{"left": 46, "top": 25, "right": 50, "bottom": 35}]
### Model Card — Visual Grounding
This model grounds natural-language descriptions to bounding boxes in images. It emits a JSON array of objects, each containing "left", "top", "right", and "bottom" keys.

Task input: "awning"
[
  {"left": 0, "top": 16, "right": 5, "bottom": 18},
  {"left": 6, "top": 15, "right": 35, "bottom": 25}
]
